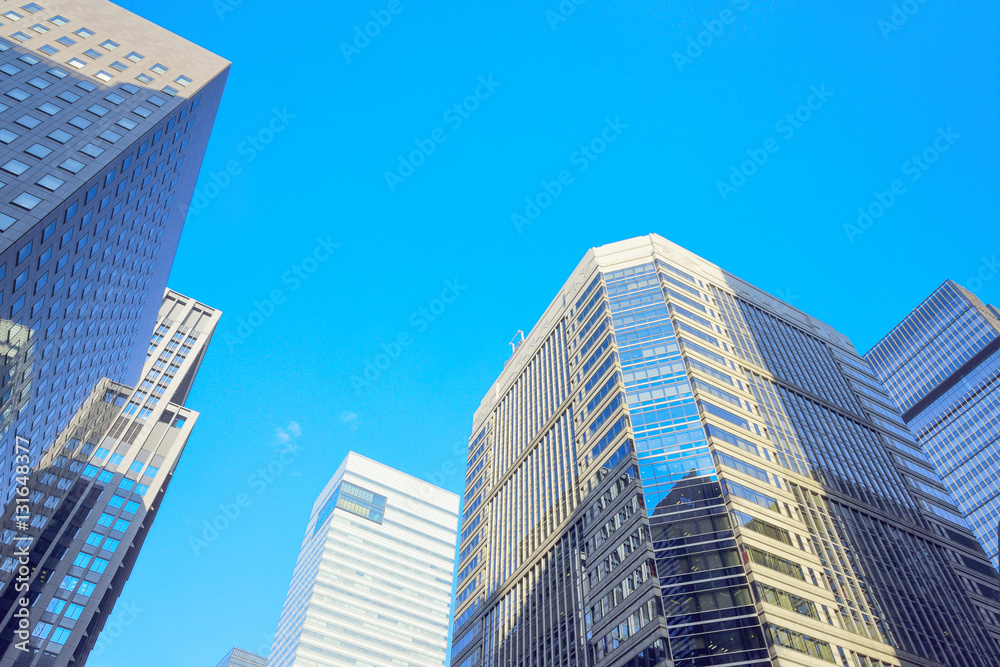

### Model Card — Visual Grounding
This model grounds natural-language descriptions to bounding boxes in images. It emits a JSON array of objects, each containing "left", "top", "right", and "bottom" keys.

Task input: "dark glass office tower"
[
  {"left": 0, "top": 0, "right": 229, "bottom": 499},
  {"left": 0, "top": 289, "right": 218, "bottom": 666},
  {"left": 865, "top": 281, "right": 1000, "bottom": 572},
  {"left": 452, "top": 235, "right": 1000, "bottom": 667}
]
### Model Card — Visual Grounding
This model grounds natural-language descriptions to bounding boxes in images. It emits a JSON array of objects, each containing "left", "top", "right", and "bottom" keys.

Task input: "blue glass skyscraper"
[
  {"left": 452, "top": 236, "right": 1000, "bottom": 667},
  {"left": 866, "top": 280, "right": 1000, "bottom": 571}
]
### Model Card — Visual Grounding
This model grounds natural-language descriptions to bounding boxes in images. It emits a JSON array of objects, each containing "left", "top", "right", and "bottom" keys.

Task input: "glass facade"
[
  {"left": 453, "top": 235, "right": 1000, "bottom": 667},
  {"left": 269, "top": 453, "right": 459, "bottom": 667},
  {"left": 0, "top": 0, "right": 229, "bottom": 504},
  {"left": 866, "top": 281, "right": 1000, "bottom": 570},
  {"left": 215, "top": 647, "right": 267, "bottom": 667},
  {"left": 0, "top": 289, "right": 218, "bottom": 665}
]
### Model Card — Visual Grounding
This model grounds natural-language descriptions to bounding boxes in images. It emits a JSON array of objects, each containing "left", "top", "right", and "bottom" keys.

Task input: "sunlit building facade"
[
  {"left": 0, "top": 0, "right": 229, "bottom": 500},
  {"left": 269, "top": 452, "right": 460, "bottom": 667},
  {"left": 452, "top": 235, "right": 1000, "bottom": 667},
  {"left": 0, "top": 289, "right": 218, "bottom": 665},
  {"left": 865, "top": 281, "right": 1000, "bottom": 570}
]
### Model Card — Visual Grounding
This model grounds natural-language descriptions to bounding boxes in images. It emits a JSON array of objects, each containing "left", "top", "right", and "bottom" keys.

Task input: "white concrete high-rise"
[{"left": 269, "top": 452, "right": 459, "bottom": 667}]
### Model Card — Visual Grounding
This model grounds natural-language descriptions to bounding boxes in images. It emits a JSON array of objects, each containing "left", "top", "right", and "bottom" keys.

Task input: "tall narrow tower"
[
  {"left": 0, "top": 0, "right": 229, "bottom": 495},
  {"left": 865, "top": 280, "right": 1000, "bottom": 571},
  {"left": 452, "top": 235, "right": 1000, "bottom": 667},
  {"left": 0, "top": 288, "right": 219, "bottom": 665},
  {"left": 269, "top": 452, "right": 460, "bottom": 667}
]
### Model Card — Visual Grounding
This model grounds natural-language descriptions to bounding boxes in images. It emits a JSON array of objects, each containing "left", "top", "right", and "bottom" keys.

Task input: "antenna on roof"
[{"left": 509, "top": 330, "right": 524, "bottom": 355}]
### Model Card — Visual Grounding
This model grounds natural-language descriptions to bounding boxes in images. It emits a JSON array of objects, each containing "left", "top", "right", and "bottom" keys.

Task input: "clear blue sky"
[{"left": 96, "top": 0, "right": 998, "bottom": 665}]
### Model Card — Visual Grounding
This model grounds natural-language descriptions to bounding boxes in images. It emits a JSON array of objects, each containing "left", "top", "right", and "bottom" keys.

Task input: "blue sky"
[{"left": 96, "top": 0, "right": 999, "bottom": 664}]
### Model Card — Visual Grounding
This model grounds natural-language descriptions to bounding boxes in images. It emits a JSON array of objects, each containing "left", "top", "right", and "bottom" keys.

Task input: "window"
[
  {"left": 48, "top": 15, "right": 69, "bottom": 26},
  {"left": 150, "top": 63, "right": 168, "bottom": 75},
  {"left": 97, "top": 471, "right": 113, "bottom": 483},
  {"left": 59, "top": 575, "right": 79, "bottom": 592},
  {"left": 86, "top": 103, "right": 108, "bottom": 117},
  {"left": 56, "top": 36, "right": 75, "bottom": 47},
  {"left": 126, "top": 51, "right": 143, "bottom": 62},
  {"left": 72, "top": 553, "right": 92, "bottom": 568},
  {"left": 39, "top": 44, "right": 59, "bottom": 55},
  {"left": 113, "top": 518, "right": 129, "bottom": 532},
  {"left": 120, "top": 82, "right": 140, "bottom": 94},
  {"left": 135, "top": 72, "right": 152, "bottom": 83},
  {"left": 82, "top": 464, "right": 98, "bottom": 477},
  {"left": 161, "top": 85, "right": 178, "bottom": 96},
  {"left": 118, "top": 478, "right": 134, "bottom": 492},
  {"left": 91, "top": 558, "right": 109, "bottom": 574},
  {"left": 109, "top": 60, "right": 127, "bottom": 72},
  {"left": 98, "top": 129, "right": 121, "bottom": 143},
  {"left": 12, "top": 193, "right": 41, "bottom": 210},
  {"left": 0, "top": 129, "right": 17, "bottom": 143},
  {"left": 49, "top": 627, "right": 72, "bottom": 645},
  {"left": 47, "top": 128, "right": 71, "bottom": 143},
  {"left": 17, "top": 53, "right": 39, "bottom": 65},
  {"left": 174, "top": 75, "right": 192, "bottom": 87},
  {"left": 108, "top": 495, "right": 125, "bottom": 509},
  {"left": 2, "top": 160, "right": 28, "bottom": 176},
  {"left": 45, "top": 599, "right": 65, "bottom": 614},
  {"left": 129, "top": 461, "right": 143, "bottom": 473},
  {"left": 77, "top": 581, "right": 96, "bottom": 597},
  {"left": 58, "top": 89, "right": 79, "bottom": 103},
  {"left": 96, "top": 513, "right": 114, "bottom": 527},
  {"left": 29, "top": 23, "right": 48, "bottom": 34},
  {"left": 10, "top": 32, "right": 31, "bottom": 43},
  {"left": 132, "top": 105, "right": 152, "bottom": 118},
  {"left": 16, "top": 242, "right": 31, "bottom": 264},
  {"left": 102, "top": 537, "right": 120, "bottom": 552},
  {"left": 21, "top": 3, "right": 43, "bottom": 13},
  {"left": 68, "top": 115, "right": 91, "bottom": 129},
  {"left": 5, "top": 88, "right": 30, "bottom": 101},
  {"left": 80, "top": 143, "right": 103, "bottom": 158},
  {"left": 2, "top": 11, "right": 23, "bottom": 21},
  {"left": 116, "top": 117, "right": 137, "bottom": 131},
  {"left": 124, "top": 500, "right": 140, "bottom": 514},
  {"left": 37, "top": 174, "right": 63, "bottom": 191},
  {"left": 67, "top": 57, "right": 85, "bottom": 69},
  {"left": 74, "top": 27, "right": 94, "bottom": 38},
  {"left": 31, "top": 622, "right": 51, "bottom": 639},
  {"left": 0, "top": 213, "right": 16, "bottom": 231},
  {"left": 64, "top": 604, "right": 84, "bottom": 620},
  {"left": 76, "top": 79, "right": 96, "bottom": 92},
  {"left": 83, "top": 48, "right": 101, "bottom": 59},
  {"left": 27, "top": 76, "right": 48, "bottom": 89},
  {"left": 38, "top": 102, "right": 61, "bottom": 115},
  {"left": 15, "top": 114, "right": 40, "bottom": 128},
  {"left": 134, "top": 483, "right": 149, "bottom": 496},
  {"left": 0, "top": 63, "right": 21, "bottom": 75},
  {"left": 58, "top": 158, "right": 85, "bottom": 174},
  {"left": 93, "top": 70, "right": 112, "bottom": 82},
  {"left": 25, "top": 143, "right": 52, "bottom": 158},
  {"left": 109, "top": 452, "right": 124, "bottom": 465}
]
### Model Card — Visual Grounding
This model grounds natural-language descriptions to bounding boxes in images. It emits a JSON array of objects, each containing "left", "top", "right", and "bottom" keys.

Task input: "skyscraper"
[
  {"left": 269, "top": 452, "right": 459, "bottom": 667},
  {"left": 0, "top": 288, "right": 218, "bottom": 665},
  {"left": 865, "top": 280, "right": 1000, "bottom": 571},
  {"left": 215, "top": 647, "right": 267, "bottom": 667},
  {"left": 452, "top": 235, "right": 1000, "bottom": 667},
  {"left": 0, "top": 0, "right": 229, "bottom": 498}
]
